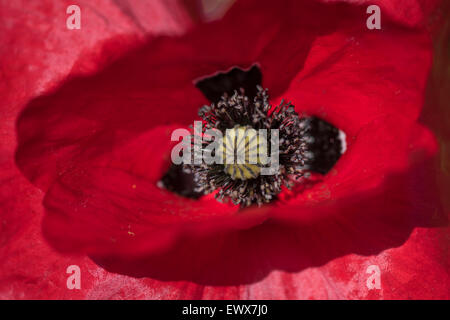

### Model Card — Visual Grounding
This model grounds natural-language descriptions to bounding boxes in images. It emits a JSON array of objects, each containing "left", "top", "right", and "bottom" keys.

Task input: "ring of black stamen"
[{"left": 184, "top": 87, "right": 311, "bottom": 207}]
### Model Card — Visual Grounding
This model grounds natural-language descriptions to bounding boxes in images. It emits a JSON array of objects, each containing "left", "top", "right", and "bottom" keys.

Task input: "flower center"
[
  {"left": 185, "top": 87, "right": 310, "bottom": 207},
  {"left": 160, "top": 65, "right": 345, "bottom": 207},
  {"left": 219, "top": 125, "right": 266, "bottom": 180}
]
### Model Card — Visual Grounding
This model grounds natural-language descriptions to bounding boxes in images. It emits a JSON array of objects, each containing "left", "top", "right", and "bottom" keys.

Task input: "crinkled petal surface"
[{"left": 1, "top": 0, "right": 449, "bottom": 298}]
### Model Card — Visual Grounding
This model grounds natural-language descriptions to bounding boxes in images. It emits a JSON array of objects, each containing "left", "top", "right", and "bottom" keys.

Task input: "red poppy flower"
[{"left": 1, "top": 0, "right": 449, "bottom": 299}]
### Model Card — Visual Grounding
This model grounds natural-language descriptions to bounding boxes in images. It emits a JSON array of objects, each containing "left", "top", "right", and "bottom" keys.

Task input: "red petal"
[
  {"left": 273, "top": 115, "right": 444, "bottom": 224},
  {"left": 273, "top": 21, "right": 432, "bottom": 136},
  {"left": 0, "top": 0, "right": 206, "bottom": 299},
  {"left": 16, "top": 0, "right": 435, "bottom": 192},
  {"left": 321, "top": 0, "right": 441, "bottom": 27},
  {"left": 41, "top": 125, "right": 268, "bottom": 258},
  {"left": 11, "top": 1, "right": 325, "bottom": 191},
  {"left": 3, "top": 0, "right": 448, "bottom": 297}
]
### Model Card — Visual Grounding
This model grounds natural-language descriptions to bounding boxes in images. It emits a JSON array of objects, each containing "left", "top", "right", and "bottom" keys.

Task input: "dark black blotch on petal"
[
  {"left": 306, "top": 116, "right": 343, "bottom": 174},
  {"left": 160, "top": 164, "right": 202, "bottom": 199},
  {"left": 195, "top": 65, "right": 262, "bottom": 103}
]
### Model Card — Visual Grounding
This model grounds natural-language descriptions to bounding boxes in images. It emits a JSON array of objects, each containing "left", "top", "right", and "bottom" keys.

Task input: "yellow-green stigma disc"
[{"left": 219, "top": 126, "right": 266, "bottom": 180}]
